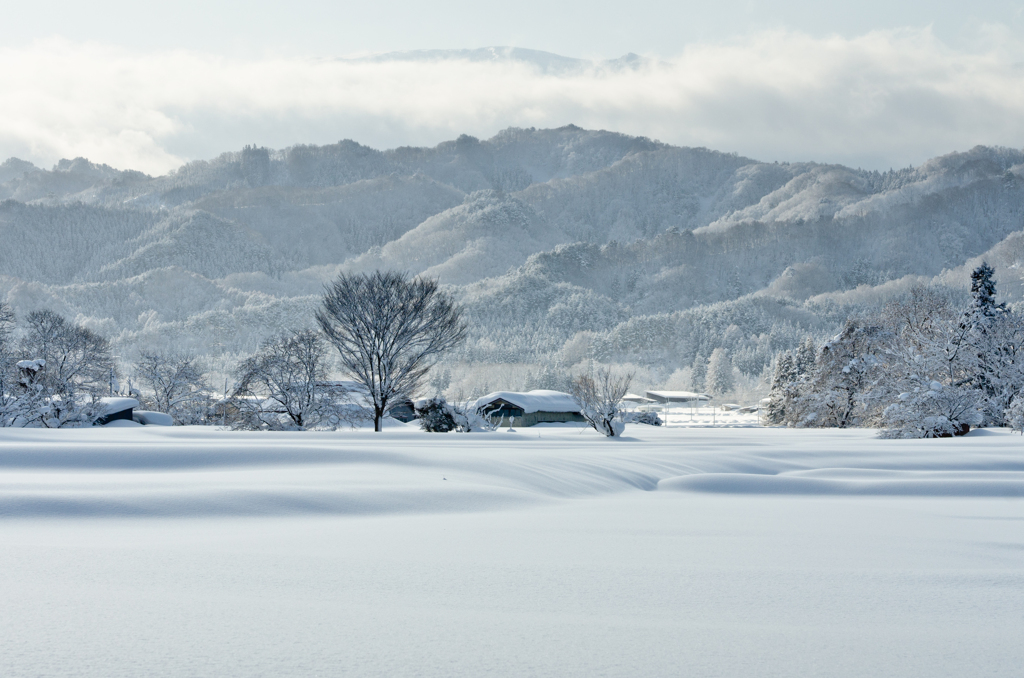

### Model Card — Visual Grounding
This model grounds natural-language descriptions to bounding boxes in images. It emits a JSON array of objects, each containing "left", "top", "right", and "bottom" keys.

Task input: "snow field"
[
  {"left": 1, "top": 424, "right": 1022, "bottom": 677},
  {"left": 1, "top": 423, "right": 1021, "bottom": 517}
]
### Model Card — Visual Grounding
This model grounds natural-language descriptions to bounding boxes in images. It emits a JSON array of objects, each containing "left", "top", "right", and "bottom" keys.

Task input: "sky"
[{"left": 3, "top": 0, "right": 1024, "bottom": 174}]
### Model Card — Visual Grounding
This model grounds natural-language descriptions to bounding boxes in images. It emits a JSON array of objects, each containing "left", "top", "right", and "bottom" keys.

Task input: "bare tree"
[
  {"left": 569, "top": 367, "right": 634, "bottom": 437},
  {"left": 317, "top": 271, "right": 467, "bottom": 432},
  {"left": 134, "top": 353, "right": 211, "bottom": 424},
  {"left": 233, "top": 329, "right": 343, "bottom": 430}
]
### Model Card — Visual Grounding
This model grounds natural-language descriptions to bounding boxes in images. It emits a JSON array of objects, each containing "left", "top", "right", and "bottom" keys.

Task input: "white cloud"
[{"left": 1, "top": 30, "right": 1023, "bottom": 174}]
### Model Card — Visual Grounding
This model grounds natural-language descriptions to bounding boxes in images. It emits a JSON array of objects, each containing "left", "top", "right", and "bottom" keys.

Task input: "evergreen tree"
[
  {"left": 690, "top": 353, "right": 707, "bottom": 392},
  {"left": 795, "top": 337, "right": 816, "bottom": 375},
  {"left": 959, "top": 263, "right": 1022, "bottom": 426},
  {"left": 763, "top": 352, "right": 796, "bottom": 425},
  {"left": 969, "top": 262, "right": 1005, "bottom": 320},
  {"left": 706, "top": 348, "right": 734, "bottom": 396}
]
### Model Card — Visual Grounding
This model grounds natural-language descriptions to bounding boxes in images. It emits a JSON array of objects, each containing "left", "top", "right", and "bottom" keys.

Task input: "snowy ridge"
[{"left": 2, "top": 426, "right": 1023, "bottom": 518}]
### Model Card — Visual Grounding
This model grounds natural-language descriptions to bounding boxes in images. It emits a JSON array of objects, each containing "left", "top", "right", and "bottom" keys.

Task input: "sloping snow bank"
[
  {"left": 659, "top": 470, "right": 1024, "bottom": 496},
  {"left": 2, "top": 425, "right": 1024, "bottom": 517}
]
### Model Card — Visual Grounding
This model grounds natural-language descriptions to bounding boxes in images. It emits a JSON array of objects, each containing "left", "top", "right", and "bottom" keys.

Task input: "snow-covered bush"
[
  {"left": 416, "top": 395, "right": 492, "bottom": 432},
  {"left": 416, "top": 397, "right": 458, "bottom": 433},
  {"left": 877, "top": 378, "right": 981, "bottom": 438},
  {"left": 623, "top": 410, "right": 662, "bottom": 426}
]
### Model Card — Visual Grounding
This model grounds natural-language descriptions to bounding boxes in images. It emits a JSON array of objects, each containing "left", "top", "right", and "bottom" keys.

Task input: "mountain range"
[{"left": 3, "top": 125, "right": 1023, "bottom": 392}]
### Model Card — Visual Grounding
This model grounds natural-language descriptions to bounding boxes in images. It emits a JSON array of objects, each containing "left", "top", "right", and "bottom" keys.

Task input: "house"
[
  {"left": 473, "top": 390, "right": 585, "bottom": 427},
  {"left": 95, "top": 397, "right": 139, "bottom": 426}
]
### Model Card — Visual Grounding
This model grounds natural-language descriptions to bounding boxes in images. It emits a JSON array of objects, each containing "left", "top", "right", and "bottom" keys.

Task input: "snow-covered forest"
[
  {"left": 765, "top": 264, "right": 1024, "bottom": 437},
  {"left": 4, "top": 126, "right": 1024, "bottom": 397}
]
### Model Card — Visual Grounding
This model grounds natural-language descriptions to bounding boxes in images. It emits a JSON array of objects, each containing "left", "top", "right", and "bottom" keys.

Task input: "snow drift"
[{"left": 2, "top": 425, "right": 1024, "bottom": 518}]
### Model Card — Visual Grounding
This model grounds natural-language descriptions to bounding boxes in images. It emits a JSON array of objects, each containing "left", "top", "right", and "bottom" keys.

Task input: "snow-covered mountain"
[
  {"left": 344, "top": 47, "right": 657, "bottom": 75},
  {"left": 3, "top": 126, "right": 1024, "bottom": 389}
]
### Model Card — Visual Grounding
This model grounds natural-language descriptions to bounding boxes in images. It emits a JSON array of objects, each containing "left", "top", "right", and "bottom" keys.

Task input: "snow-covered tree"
[
  {"left": 133, "top": 353, "right": 211, "bottom": 424},
  {"left": 0, "top": 302, "right": 16, "bottom": 412},
  {"left": 0, "top": 310, "right": 112, "bottom": 428},
  {"left": 690, "top": 353, "right": 706, "bottom": 391},
  {"left": 20, "top": 310, "right": 113, "bottom": 397},
  {"left": 763, "top": 352, "right": 797, "bottom": 425},
  {"left": 427, "top": 366, "right": 452, "bottom": 397},
  {"left": 953, "top": 263, "right": 1024, "bottom": 426},
  {"left": 568, "top": 367, "right": 633, "bottom": 437},
  {"left": 0, "top": 357, "right": 104, "bottom": 428},
  {"left": 1005, "top": 397, "right": 1024, "bottom": 434},
  {"left": 871, "top": 286, "right": 984, "bottom": 436},
  {"left": 233, "top": 330, "right": 343, "bottom": 430},
  {"left": 969, "top": 262, "right": 1003, "bottom": 319},
  {"left": 793, "top": 321, "right": 886, "bottom": 428},
  {"left": 317, "top": 272, "right": 467, "bottom": 432},
  {"left": 795, "top": 337, "right": 816, "bottom": 376},
  {"left": 706, "top": 347, "right": 734, "bottom": 396}
]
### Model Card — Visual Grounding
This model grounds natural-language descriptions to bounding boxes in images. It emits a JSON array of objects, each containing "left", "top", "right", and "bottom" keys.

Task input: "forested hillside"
[{"left": 2, "top": 126, "right": 1023, "bottom": 395}]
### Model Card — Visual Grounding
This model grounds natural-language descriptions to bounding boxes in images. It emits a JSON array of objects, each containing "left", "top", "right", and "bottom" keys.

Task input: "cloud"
[{"left": 1, "top": 30, "right": 1023, "bottom": 174}]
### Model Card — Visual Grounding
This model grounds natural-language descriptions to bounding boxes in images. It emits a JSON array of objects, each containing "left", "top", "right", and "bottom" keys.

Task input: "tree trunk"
[{"left": 374, "top": 405, "right": 383, "bottom": 432}]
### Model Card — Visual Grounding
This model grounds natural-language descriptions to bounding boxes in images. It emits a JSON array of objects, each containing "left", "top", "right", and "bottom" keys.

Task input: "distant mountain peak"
[{"left": 343, "top": 47, "right": 659, "bottom": 75}]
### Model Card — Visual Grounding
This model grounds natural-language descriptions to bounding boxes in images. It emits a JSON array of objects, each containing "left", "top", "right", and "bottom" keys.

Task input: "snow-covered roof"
[
  {"left": 622, "top": 393, "right": 654, "bottom": 403},
  {"left": 473, "top": 390, "right": 580, "bottom": 414},
  {"left": 133, "top": 410, "right": 174, "bottom": 426},
  {"left": 16, "top": 359, "right": 45, "bottom": 371},
  {"left": 645, "top": 391, "right": 711, "bottom": 403},
  {"left": 98, "top": 397, "right": 139, "bottom": 414}
]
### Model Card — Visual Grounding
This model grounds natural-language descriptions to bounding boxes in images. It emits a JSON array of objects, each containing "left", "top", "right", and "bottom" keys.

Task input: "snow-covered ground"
[{"left": 1, "top": 423, "right": 1022, "bottom": 677}]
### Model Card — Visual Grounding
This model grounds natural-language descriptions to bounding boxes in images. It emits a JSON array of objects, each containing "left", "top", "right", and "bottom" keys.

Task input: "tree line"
[
  {"left": 0, "top": 268, "right": 645, "bottom": 438},
  {"left": 0, "top": 272, "right": 467, "bottom": 432}
]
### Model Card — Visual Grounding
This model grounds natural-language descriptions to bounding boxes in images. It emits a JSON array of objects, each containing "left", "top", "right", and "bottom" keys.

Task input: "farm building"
[
  {"left": 473, "top": 390, "right": 585, "bottom": 427},
  {"left": 644, "top": 391, "right": 711, "bottom": 404}
]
